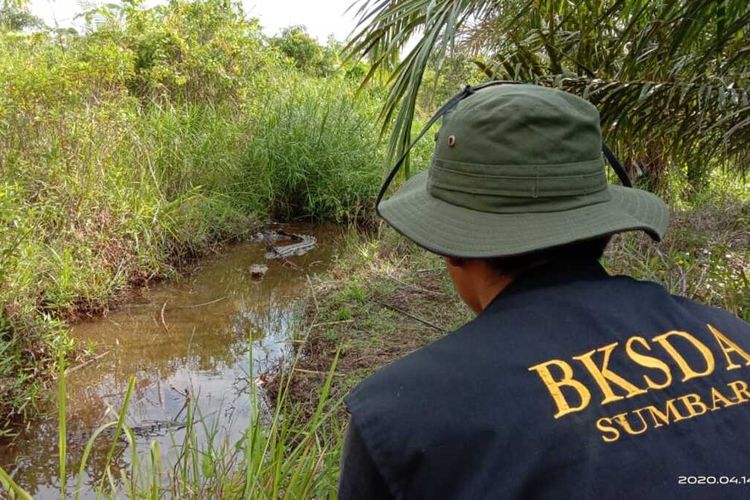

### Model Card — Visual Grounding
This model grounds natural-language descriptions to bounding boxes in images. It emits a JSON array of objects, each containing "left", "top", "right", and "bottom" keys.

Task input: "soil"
[{"left": 264, "top": 251, "right": 470, "bottom": 419}]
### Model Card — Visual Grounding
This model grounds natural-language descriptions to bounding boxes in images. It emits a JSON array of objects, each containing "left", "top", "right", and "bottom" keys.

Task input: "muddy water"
[{"left": 0, "top": 225, "right": 340, "bottom": 498}]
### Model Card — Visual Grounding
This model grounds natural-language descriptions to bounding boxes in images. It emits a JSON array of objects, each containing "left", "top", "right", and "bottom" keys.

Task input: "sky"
[{"left": 28, "top": 0, "right": 362, "bottom": 42}]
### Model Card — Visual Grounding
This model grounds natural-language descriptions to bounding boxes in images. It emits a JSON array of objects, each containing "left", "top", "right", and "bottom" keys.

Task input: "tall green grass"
[{"left": 249, "top": 76, "right": 383, "bottom": 221}]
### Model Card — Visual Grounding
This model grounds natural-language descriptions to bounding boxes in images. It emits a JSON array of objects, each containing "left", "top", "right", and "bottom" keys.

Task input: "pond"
[{"left": 0, "top": 224, "right": 340, "bottom": 498}]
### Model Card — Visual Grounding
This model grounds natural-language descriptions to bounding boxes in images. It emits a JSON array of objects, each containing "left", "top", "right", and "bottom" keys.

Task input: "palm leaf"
[{"left": 346, "top": 0, "right": 750, "bottom": 185}]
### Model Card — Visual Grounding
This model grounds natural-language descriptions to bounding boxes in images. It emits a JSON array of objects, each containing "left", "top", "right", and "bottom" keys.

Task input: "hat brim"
[{"left": 379, "top": 171, "right": 669, "bottom": 258}]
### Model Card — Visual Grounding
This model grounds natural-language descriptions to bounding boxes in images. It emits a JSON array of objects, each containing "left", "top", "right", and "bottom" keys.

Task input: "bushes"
[
  {"left": 0, "top": 1, "right": 386, "bottom": 431},
  {"left": 107, "top": 0, "right": 273, "bottom": 105},
  {"left": 249, "top": 76, "right": 383, "bottom": 221}
]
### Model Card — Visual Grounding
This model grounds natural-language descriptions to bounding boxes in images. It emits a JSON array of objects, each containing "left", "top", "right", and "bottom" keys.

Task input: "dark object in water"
[
  {"left": 249, "top": 264, "right": 269, "bottom": 278},
  {"left": 253, "top": 230, "right": 286, "bottom": 243},
  {"left": 265, "top": 231, "right": 317, "bottom": 259}
]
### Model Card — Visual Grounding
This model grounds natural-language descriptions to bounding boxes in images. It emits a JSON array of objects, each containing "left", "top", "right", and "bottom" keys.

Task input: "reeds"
[{"left": 0, "top": 344, "right": 344, "bottom": 498}]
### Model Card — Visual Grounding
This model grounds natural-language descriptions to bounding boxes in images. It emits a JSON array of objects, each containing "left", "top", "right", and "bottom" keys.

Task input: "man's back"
[{"left": 346, "top": 262, "right": 750, "bottom": 499}]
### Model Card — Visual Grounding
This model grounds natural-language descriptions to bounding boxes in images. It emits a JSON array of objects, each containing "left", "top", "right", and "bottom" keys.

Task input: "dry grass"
[
  {"left": 606, "top": 202, "right": 749, "bottom": 319},
  {"left": 265, "top": 227, "right": 469, "bottom": 417}
]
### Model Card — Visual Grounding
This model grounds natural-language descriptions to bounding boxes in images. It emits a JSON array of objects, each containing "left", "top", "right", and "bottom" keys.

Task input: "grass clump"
[{"left": 250, "top": 76, "right": 383, "bottom": 222}]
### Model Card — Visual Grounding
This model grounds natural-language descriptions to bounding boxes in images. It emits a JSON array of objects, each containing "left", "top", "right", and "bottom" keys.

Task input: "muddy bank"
[{"left": 265, "top": 233, "right": 470, "bottom": 417}]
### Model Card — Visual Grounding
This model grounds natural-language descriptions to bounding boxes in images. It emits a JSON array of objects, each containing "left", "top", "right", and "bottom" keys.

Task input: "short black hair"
[{"left": 484, "top": 236, "right": 611, "bottom": 277}]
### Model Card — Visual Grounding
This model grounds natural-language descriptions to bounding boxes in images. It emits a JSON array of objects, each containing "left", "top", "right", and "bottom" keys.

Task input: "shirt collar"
[{"left": 482, "top": 259, "right": 610, "bottom": 313}]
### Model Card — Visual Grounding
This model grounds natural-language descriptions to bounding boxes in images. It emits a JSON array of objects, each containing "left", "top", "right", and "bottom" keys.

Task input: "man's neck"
[{"left": 477, "top": 274, "right": 513, "bottom": 312}]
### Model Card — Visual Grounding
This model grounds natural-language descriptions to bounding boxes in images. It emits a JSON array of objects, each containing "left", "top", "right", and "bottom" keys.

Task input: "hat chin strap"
[
  {"left": 376, "top": 81, "right": 634, "bottom": 216},
  {"left": 602, "top": 143, "right": 633, "bottom": 188}
]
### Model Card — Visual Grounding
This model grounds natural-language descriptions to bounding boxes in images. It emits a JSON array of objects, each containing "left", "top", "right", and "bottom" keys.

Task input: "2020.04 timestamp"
[{"left": 678, "top": 476, "right": 750, "bottom": 485}]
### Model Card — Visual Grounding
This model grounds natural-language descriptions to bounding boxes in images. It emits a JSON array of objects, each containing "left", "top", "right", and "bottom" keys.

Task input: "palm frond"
[
  {"left": 346, "top": 0, "right": 493, "bottom": 176},
  {"left": 346, "top": 0, "right": 750, "bottom": 184}
]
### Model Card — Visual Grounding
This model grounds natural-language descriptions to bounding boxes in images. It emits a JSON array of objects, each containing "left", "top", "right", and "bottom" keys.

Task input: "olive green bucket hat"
[{"left": 378, "top": 84, "right": 669, "bottom": 258}]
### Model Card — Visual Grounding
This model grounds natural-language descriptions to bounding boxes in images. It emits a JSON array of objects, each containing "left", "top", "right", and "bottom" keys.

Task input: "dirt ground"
[{"left": 264, "top": 228, "right": 471, "bottom": 418}]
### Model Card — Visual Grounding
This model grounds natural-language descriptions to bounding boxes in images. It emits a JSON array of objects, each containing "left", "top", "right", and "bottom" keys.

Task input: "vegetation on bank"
[{"left": 0, "top": 0, "right": 384, "bottom": 433}]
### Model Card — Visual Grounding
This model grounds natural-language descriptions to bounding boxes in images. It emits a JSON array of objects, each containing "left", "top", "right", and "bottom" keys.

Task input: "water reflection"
[{"left": 0, "top": 225, "right": 338, "bottom": 498}]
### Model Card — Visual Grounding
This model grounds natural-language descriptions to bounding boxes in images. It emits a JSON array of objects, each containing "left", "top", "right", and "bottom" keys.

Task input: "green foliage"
[
  {"left": 270, "top": 25, "right": 338, "bottom": 77},
  {"left": 248, "top": 75, "right": 384, "bottom": 221},
  {"left": 0, "top": 0, "right": 383, "bottom": 432},
  {"left": 0, "top": 314, "right": 73, "bottom": 437},
  {"left": 102, "top": 0, "right": 273, "bottom": 105},
  {"left": 347, "top": 0, "right": 750, "bottom": 188},
  {"left": 0, "top": 3, "right": 41, "bottom": 31}
]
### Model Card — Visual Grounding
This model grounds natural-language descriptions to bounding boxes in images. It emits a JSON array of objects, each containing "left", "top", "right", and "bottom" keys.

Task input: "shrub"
[{"left": 249, "top": 75, "right": 384, "bottom": 222}]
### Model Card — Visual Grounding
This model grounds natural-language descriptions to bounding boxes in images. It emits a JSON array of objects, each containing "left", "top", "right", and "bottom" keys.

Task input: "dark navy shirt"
[{"left": 340, "top": 261, "right": 750, "bottom": 499}]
